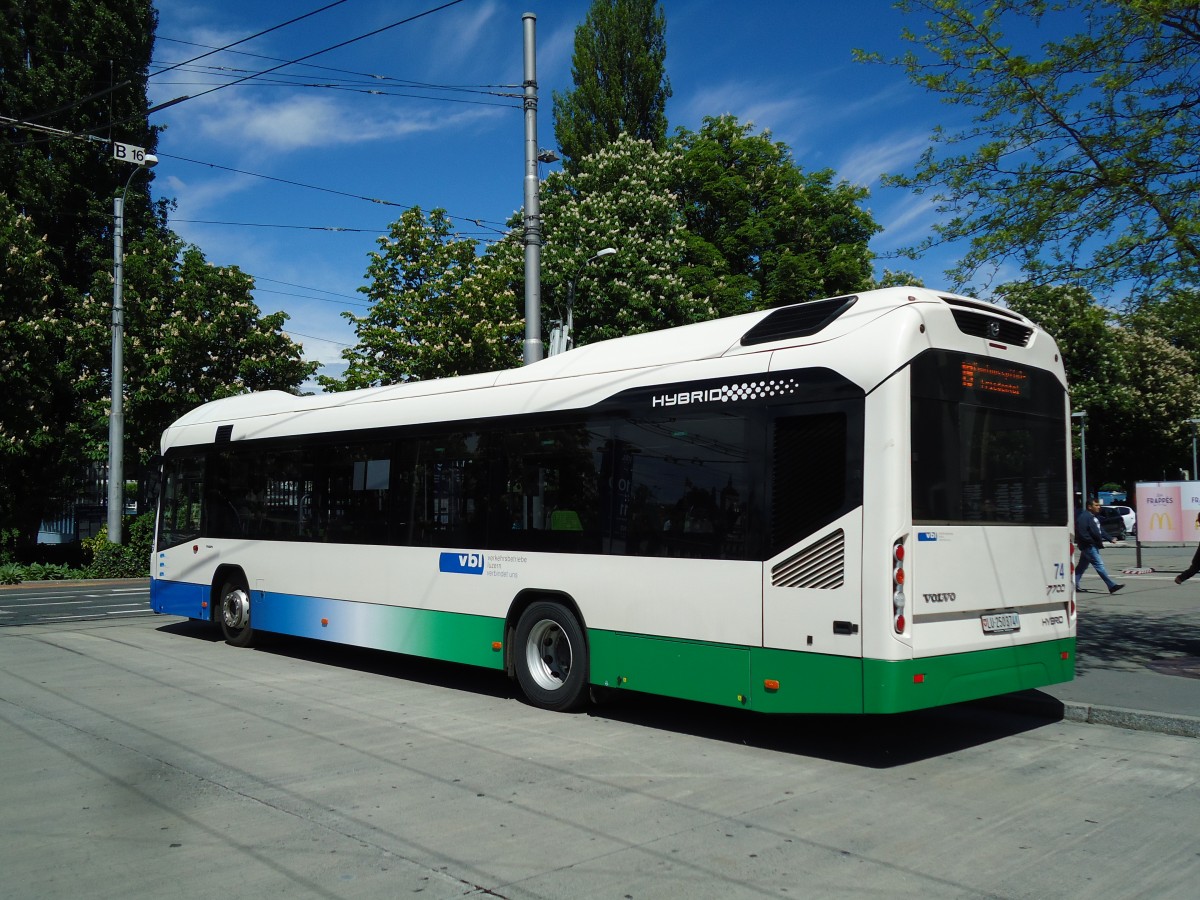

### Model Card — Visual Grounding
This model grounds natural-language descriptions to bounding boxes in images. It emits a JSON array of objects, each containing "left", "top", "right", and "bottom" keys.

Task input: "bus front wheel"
[
  {"left": 514, "top": 602, "right": 588, "bottom": 712},
  {"left": 219, "top": 578, "right": 255, "bottom": 648}
]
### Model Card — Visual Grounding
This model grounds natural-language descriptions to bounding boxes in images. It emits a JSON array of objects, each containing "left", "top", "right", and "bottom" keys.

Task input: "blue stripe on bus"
[{"left": 150, "top": 578, "right": 209, "bottom": 619}]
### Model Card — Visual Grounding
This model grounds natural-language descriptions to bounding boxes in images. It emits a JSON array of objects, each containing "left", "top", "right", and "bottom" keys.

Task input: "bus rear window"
[{"left": 910, "top": 351, "right": 1067, "bottom": 526}]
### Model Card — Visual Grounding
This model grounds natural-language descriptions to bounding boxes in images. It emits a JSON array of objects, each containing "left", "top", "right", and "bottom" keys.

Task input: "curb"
[
  {"left": 1059, "top": 702, "right": 1200, "bottom": 739},
  {"left": 979, "top": 691, "right": 1200, "bottom": 739}
]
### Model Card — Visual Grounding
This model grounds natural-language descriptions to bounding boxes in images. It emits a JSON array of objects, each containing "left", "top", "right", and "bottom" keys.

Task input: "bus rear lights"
[
  {"left": 763, "top": 679, "right": 780, "bottom": 692},
  {"left": 892, "top": 538, "right": 907, "bottom": 634}
]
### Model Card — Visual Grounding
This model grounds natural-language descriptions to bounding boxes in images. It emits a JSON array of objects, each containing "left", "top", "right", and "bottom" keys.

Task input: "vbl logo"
[{"left": 439, "top": 552, "right": 485, "bottom": 575}]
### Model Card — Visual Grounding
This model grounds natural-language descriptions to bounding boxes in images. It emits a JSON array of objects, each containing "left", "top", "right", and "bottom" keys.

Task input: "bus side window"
[
  {"left": 399, "top": 433, "right": 486, "bottom": 547},
  {"left": 494, "top": 425, "right": 605, "bottom": 553},
  {"left": 616, "top": 413, "right": 757, "bottom": 561},
  {"left": 310, "top": 443, "right": 393, "bottom": 544}
]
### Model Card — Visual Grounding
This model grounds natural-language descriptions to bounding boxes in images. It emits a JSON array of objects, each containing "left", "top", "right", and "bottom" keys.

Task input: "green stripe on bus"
[
  {"left": 588, "top": 630, "right": 1075, "bottom": 715},
  {"left": 588, "top": 630, "right": 865, "bottom": 712},
  {"left": 863, "top": 638, "right": 1076, "bottom": 713}
]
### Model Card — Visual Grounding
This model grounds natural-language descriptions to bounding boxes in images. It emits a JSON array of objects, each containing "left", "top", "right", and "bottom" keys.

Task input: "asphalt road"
[
  {"left": 0, "top": 579, "right": 152, "bottom": 626},
  {"left": 2, "top": 610, "right": 1197, "bottom": 899}
]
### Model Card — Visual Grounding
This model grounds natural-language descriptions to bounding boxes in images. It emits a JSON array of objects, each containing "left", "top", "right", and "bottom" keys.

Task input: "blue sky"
[{"left": 148, "top": 0, "right": 981, "bottom": 379}]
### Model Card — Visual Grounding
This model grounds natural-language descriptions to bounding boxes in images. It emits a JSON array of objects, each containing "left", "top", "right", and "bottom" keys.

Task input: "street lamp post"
[
  {"left": 108, "top": 153, "right": 157, "bottom": 543},
  {"left": 1188, "top": 418, "right": 1200, "bottom": 481},
  {"left": 548, "top": 248, "right": 616, "bottom": 356},
  {"left": 1071, "top": 410, "right": 1088, "bottom": 506}
]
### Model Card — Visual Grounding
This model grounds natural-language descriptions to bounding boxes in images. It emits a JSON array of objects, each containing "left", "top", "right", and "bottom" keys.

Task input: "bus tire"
[
  {"left": 218, "top": 576, "right": 255, "bottom": 648},
  {"left": 514, "top": 602, "right": 588, "bottom": 712}
]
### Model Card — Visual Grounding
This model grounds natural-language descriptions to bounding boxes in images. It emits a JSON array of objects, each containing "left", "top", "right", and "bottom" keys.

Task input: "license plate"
[{"left": 981, "top": 612, "right": 1020, "bottom": 634}]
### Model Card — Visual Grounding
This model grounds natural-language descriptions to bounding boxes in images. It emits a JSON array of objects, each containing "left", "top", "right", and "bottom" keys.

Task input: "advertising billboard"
[{"left": 1135, "top": 481, "right": 1200, "bottom": 542}]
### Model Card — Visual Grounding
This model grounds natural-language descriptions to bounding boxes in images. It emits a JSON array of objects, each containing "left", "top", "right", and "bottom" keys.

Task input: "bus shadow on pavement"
[
  {"left": 159, "top": 619, "right": 1060, "bottom": 768},
  {"left": 586, "top": 690, "right": 1060, "bottom": 768},
  {"left": 1075, "top": 608, "right": 1200, "bottom": 672}
]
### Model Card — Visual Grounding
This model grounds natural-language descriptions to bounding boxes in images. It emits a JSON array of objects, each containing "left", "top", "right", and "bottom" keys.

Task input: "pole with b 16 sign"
[{"left": 107, "top": 147, "right": 158, "bottom": 543}]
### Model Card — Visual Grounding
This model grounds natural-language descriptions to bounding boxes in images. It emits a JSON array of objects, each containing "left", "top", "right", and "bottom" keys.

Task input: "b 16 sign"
[{"left": 113, "top": 142, "right": 150, "bottom": 164}]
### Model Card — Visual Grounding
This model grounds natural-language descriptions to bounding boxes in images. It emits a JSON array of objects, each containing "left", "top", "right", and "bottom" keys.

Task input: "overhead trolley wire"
[
  {"left": 152, "top": 37, "right": 520, "bottom": 96},
  {"left": 148, "top": 0, "right": 354, "bottom": 82},
  {"left": 158, "top": 151, "right": 513, "bottom": 234},
  {"left": 8, "top": 0, "right": 353, "bottom": 131},
  {"left": 168, "top": 0, "right": 472, "bottom": 107},
  {"left": 11, "top": 0, "right": 477, "bottom": 144}
]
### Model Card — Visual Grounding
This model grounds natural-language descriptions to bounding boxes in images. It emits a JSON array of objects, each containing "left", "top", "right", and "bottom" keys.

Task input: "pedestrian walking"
[
  {"left": 1175, "top": 511, "right": 1200, "bottom": 584},
  {"left": 1075, "top": 498, "right": 1124, "bottom": 594}
]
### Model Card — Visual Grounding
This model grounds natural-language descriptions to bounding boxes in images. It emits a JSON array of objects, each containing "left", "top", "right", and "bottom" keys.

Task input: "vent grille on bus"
[
  {"left": 771, "top": 529, "right": 845, "bottom": 589},
  {"left": 215, "top": 424, "right": 233, "bottom": 444},
  {"left": 949, "top": 308, "right": 1033, "bottom": 346},
  {"left": 741, "top": 295, "right": 857, "bottom": 346}
]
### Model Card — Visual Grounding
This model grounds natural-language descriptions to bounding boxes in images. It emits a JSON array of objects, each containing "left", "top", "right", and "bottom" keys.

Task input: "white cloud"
[
  {"left": 175, "top": 90, "right": 506, "bottom": 155},
  {"left": 875, "top": 191, "right": 939, "bottom": 248},
  {"left": 675, "top": 82, "right": 811, "bottom": 139},
  {"left": 426, "top": 0, "right": 503, "bottom": 69},
  {"left": 838, "top": 131, "right": 931, "bottom": 188}
]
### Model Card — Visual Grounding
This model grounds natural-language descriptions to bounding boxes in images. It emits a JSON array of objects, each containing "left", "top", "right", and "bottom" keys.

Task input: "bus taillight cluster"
[{"left": 893, "top": 539, "right": 906, "bottom": 633}]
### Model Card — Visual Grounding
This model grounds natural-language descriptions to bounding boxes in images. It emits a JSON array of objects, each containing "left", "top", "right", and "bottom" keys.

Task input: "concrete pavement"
[{"left": 1009, "top": 542, "right": 1200, "bottom": 738}]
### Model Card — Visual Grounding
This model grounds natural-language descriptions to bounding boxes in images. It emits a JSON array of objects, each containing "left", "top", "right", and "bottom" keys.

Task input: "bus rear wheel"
[
  {"left": 514, "top": 602, "right": 588, "bottom": 712},
  {"left": 218, "top": 577, "right": 255, "bottom": 647}
]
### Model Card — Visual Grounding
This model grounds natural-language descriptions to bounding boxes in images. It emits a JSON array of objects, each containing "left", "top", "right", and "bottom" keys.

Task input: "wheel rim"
[
  {"left": 222, "top": 588, "right": 250, "bottom": 630},
  {"left": 524, "top": 618, "right": 572, "bottom": 691}
]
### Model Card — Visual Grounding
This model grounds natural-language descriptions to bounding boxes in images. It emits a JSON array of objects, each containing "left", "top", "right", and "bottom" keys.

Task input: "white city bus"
[{"left": 151, "top": 286, "right": 1076, "bottom": 714}]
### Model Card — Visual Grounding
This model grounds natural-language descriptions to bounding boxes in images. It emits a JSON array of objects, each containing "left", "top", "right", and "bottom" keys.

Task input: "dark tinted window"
[
  {"left": 397, "top": 432, "right": 487, "bottom": 547},
  {"left": 770, "top": 410, "right": 861, "bottom": 555},
  {"left": 612, "top": 413, "right": 760, "bottom": 559},
  {"left": 492, "top": 424, "right": 607, "bottom": 553},
  {"left": 911, "top": 351, "right": 1068, "bottom": 525},
  {"left": 159, "top": 454, "right": 205, "bottom": 550}
]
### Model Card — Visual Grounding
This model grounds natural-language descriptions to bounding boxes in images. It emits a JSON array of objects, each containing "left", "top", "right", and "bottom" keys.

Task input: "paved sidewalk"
[{"left": 1009, "top": 542, "right": 1200, "bottom": 737}]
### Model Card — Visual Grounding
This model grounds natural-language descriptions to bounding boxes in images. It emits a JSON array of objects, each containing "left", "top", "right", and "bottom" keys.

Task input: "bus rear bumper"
[{"left": 863, "top": 638, "right": 1076, "bottom": 714}]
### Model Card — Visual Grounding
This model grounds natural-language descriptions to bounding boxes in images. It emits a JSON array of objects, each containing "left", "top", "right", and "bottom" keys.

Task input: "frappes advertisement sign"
[{"left": 1135, "top": 482, "right": 1200, "bottom": 542}]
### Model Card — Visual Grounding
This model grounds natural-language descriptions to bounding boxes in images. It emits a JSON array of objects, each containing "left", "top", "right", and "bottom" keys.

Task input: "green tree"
[
  {"left": 0, "top": 194, "right": 81, "bottom": 545},
  {"left": 860, "top": 0, "right": 1200, "bottom": 301},
  {"left": 1, "top": 0, "right": 159, "bottom": 545},
  {"left": 673, "top": 116, "right": 880, "bottom": 316},
  {"left": 874, "top": 269, "right": 926, "bottom": 289},
  {"left": 63, "top": 224, "right": 317, "bottom": 491},
  {"left": 111, "top": 233, "right": 317, "bottom": 464},
  {"left": 323, "top": 207, "right": 522, "bottom": 388},
  {"left": 539, "top": 133, "right": 715, "bottom": 346},
  {"left": 552, "top": 0, "right": 671, "bottom": 169},
  {"left": 328, "top": 135, "right": 715, "bottom": 386},
  {"left": 0, "top": 0, "right": 159, "bottom": 296},
  {"left": 998, "top": 282, "right": 1199, "bottom": 489}
]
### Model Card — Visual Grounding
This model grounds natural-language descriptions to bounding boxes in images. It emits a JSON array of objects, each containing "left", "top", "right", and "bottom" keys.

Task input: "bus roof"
[{"left": 161, "top": 286, "right": 1050, "bottom": 450}]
